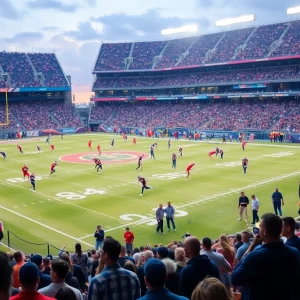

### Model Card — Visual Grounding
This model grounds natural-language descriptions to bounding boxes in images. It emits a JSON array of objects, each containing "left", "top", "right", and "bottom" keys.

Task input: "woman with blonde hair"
[
  {"left": 212, "top": 234, "right": 235, "bottom": 269},
  {"left": 191, "top": 277, "right": 235, "bottom": 300},
  {"left": 174, "top": 247, "right": 187, "bottom": 273}
]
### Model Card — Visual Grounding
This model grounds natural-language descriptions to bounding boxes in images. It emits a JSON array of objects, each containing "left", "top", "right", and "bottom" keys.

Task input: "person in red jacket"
[
  {"left": 186, "top": 163, "right": 195, "bottom": 180},
  {"left": 22, "top": 165, "right": 30, "bottom": 181},
  {"left": 124, "top": 227, "right": 135, "bottom": 253}
]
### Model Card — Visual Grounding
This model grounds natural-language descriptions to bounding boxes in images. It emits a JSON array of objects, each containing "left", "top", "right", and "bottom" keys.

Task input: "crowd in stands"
[
  {"left": 130, "top": 41, "right": 168, "bottom": 70},
  {"left": 93, "top": 66, "right": 300, "bottom": 89},
  {"left": 271, "top": 20, "right": 300, "bottom": 57},
  {"left": 94, "top": 20, "right": 300, "bottom": 72},
  {"left": 49, "top": 103, "right": 82, "bottom": 128},
  {"left": 155, "top": 38, "right": 195, "bottom": 69},
  {"left": 0, "top": 52, "right": 40, "bottom": 88},
  {"left": 94, "top": 43, "right": 132, "bottom": 71},
  {"left": 1, "top": 213, "right": 300, "bottom": 300},
  {"left": 28, "top": 53, "right": 69, "bottom": 87},
  {"left": 91, "top": 100, "right": 300, "bottom": 132}
]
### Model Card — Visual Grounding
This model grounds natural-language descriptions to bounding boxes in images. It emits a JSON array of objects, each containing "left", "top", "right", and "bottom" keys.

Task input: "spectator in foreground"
[
  {"left": 234, "top": 231, "right": 251, "bottom": 264},
  {"left": 38, "top": 259, "right": 83, "bottom": 300},
  {"left": 137, "top": 250, "right": 154, "bottom": 297},
  {"left": 231, "top": 213, "right": 300, "bottom": 300},
  {"left": 0, "top": 252, "right": 13, "bottom": 300},
  {"left": 123, "top": 261, "right": 137, "bottom": 273},
  {"left": 30, "top": 254, "right": 52, "bottom": 289},
  {"left": 282, "top": 217, "right": 300, "bottom": 252},
  {"left": 118, "top": 245, "right": 135, "bottom": 267},
  {"left": 59, "top": 253, "right": 81, "bottom": 290},
  {"left": 11, "top": 263, "right": 55, "bottom": 300},
  {"left": 42, "top": 257, "right": 51, "bottom": 275},
  {"left": 12, "top": 251, "right": 25, "bottom": 288},
  {"left": 55, "top": 287, "right": 77, "bottom": 300},
  {"left": 88, "top": 238, "right": 140, "bottom": 300},
  {"left": 70, "top": 243, "right": 88, "bottom": 280},
  {"left": 162, "top": 258, "right": 180, "bottom": 295},
  {"left": 234, "top": 234, "right": 243, "bottom": 250},
  {"left": 180, "top": 237, "right": 219, "bottom": 299},
  {"left": 174, "top": 247, "right": 187, "bottom": 274},
  {"left": 191, "top": 277, "right": 235, "bottom": 300},
  {"left": 139, "top": 258, "right": 188, "bottom": 300}
]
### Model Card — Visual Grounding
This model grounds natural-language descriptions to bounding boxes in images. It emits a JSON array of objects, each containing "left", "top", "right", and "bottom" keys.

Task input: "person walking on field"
[
  {"left": 251, "top": 195, "right": 260, "bottom": 225},
  {"left": 238, "top": 192, "right": 249, "bottom": 224},
  {"left": 272, "top": 188, "right": 284, "bottom": 216}
]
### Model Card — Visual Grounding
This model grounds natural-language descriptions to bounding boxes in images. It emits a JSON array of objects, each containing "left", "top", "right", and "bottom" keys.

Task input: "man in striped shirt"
[{"left": 88, "top": 238, "right": 140, "bottom": 300}]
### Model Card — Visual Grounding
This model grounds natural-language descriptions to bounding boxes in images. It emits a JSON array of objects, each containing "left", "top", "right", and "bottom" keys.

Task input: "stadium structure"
[{"left": 90, "top": 20, "right": 300, "bottom": 142}]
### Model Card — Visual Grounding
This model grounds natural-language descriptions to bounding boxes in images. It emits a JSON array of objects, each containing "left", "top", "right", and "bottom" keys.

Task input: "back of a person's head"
[
  {"left": 103, "top": 238, "right": 121, "bottom": 261},
  {"left": 75, "top": 243, "right": 82, "bottom": 255},
  {"left": 43, "top": 257, "right": 50, "bottom": 266},
  {"left": 55, "top": 287, "right": 77, "bottom": 300},
  {"left": 261, "top": 213, "right": 282, "bottom": 239},
  {"left": 191, "top": 277, "right": 235, "bottom": 300},
  {"left": 174, "top": 247, "right": 185, "bottom": 261},
  {"left": 0, "top": 252, "right": 13, "bottom": 298},
  {"left": 202, "top": 237, "right": 212, "bottom": 250},
  {"left": 13, "top": 251, "right": 23, "bottom": 263},
  {"left": 123, "top": 261, "right": 137, "bottom": 273},
  {"left": 282, "top": 217, "right": 296, "bottom": 232},
  {"left": 144, "top": 258, "right": 166, "bottom": 289},
  {"left": 19, "top": 263, "right": 39, "bottom": 289},
  {"left": 235, "top": 234, "right": 242, "bottom": 242},
  {"left": 51, "top": 259, "right": 69, "bottom": 280},
  {"left": 242, "top": 231, "right": 251, "bottom": 243},
  {"left": 120, "top": 246, "right": 126, "bottom": 255},
  {"left": 91, "top": 249, "right": 96, "bottom": 255},
  {"left": 162, "top": 258, "right": 177, "bottom": 275}
]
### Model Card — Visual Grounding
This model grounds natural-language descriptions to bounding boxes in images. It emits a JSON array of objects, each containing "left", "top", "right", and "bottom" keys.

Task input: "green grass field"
[{"left": 0, "top": 134, "right": 300, "bottom": 255}]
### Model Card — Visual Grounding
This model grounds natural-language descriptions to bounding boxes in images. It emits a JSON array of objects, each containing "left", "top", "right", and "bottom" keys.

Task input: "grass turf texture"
[{"left": 0, "top": 134, "right": 299, "bottom": 255}]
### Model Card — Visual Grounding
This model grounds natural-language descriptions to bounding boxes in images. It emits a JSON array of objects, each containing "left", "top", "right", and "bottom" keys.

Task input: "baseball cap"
[
  {"left": 144, "top": 258, "right": 166, "bottom": 285},
  {"left": 158, "top": 246, "right": 168, "bottom": 259},
  {"left": 19, "top": 263, "right": 39, "bottom": 285},
  {"left": 30, "top": 254, "right": 43, "bottom": 266}
]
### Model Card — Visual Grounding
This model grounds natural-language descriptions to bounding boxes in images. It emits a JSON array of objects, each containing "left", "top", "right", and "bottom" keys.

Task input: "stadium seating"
[
  {"left": 236, "top": 23, "right": 288, "bottom": 60},
  {"left": 91, "top": 100, "right": 299, "bottom": 132},
  {"left": 28, "top": 53, "right": 69, "bottom": 87},
  {"left": 0, "top": 52, "right": 39, "bottom": 88},
  {"left": 130, "top": 41, "right": 167, "bottom": 70},
  {"left": 93, "top": 66, "right": 300, "bottom": 89},
  {"left": 94, "top": 43, "right": 132, "bottom": 71}
]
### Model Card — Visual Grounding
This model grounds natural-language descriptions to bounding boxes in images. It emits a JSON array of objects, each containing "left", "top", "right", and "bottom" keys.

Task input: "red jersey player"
[
  {"left": 123, "top": 134, "right": 127, "bottom": 143},
  {"left": 50, "top": 161, "right": 58, "bottom": 175},
  {"left": 138, "top": 176, "right": 152, "bottom": 196},
  {"left": 133, "top": 138, "right": 136, "bottom": 146},
  {"left": 208, "top": 150, "right": 216, "bottom": 158},
  {"left": 242, "top": 140, "right": 247, "bottom": 151},
  {"left": 22, "top": 165, "right": 30, "bottom": 181},
  {"left": 186, "top": 163, "right": 195, "bottom": 180},
  {"left": 50, "top": 144, "right": 55, "bottom": 151},
  {"left": 97, "top": 144, "right": 101, "bottom": 155},
  {"left": 178, "top": 146, "right": 183, "bottom": 157},
  {"left": 88, "top": 140, "right": 92, "bottom": 150},
  {"left": 17, "top": 144, "right": 23, "bottom": 154}
]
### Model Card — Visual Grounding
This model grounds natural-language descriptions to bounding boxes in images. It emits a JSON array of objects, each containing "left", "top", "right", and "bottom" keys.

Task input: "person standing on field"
[
  {"left": 94, "top": 225, "right": 105, "bottom": 251},
  {"left": 238, "top": 192, "right": 249, "bottom": 223},
  {"left": 251, "top": 195, "right": 260, "bottom": 225},
  {"left": 272, "top": 188, "right": 284, "bottom": 217},
  {"left": 156, "top": 204, "right": 165, "bottom": 234},
  {"left": 164, "top": 202, "right": 176, "bottom": 232},
  {"left": 124, "top": 227, "right": 134, "bottom": 253}
]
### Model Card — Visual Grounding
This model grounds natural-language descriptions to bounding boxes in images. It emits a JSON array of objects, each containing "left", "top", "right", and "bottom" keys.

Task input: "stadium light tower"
[
  {"left": 216, "top": 14, "right": 256, "bottom": 27},
  {"left": 287, "top": 6, "right": 300, "bottom": 15},
  {"left": 161, "top": 24, "right": 198, "bottom": 36}
]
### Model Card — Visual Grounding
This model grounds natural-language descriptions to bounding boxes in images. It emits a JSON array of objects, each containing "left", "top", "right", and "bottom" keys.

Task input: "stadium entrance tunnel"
[{"left": 59, "top": 151, "right": 149, "bottom": 164}]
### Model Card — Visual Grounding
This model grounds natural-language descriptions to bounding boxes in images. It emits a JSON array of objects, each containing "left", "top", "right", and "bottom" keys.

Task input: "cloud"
[
  {"left": 65, "top": 22, "right": 101, "bottom": 41},
  {"left": 196, "top": 0, "right": 214, "bottom": 8},
  {"left": 0, "top": 0, "right": 20, "bottom": 19},
  {"left": 92, "top": 8, "right": 210, "bottom": 41},
  {"left": 3, "top": 32, "right": 44, "bottom": 43},
  {"left": 42, "top": 26, "right": 60, "bottom": 31},
  {"left": 27, "top": 0, "right": 78, "bottom": 12}
]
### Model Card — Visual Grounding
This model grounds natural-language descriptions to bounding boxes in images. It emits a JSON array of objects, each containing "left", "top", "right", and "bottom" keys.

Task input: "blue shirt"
[
  {"left": 272, "top": 191, "right": 283, "bottom": 202},
  {"left": 138, "top": 287, "right": 188, "bottom": 300},
  {"left": 235, "top": 242, "right": 251, "bottom": 261},
  {"left": 231, "top": 242, "right": 300, "bottom": 300},
  {"left": 156, "top": 208, "right": 164, "bottom": 220},
  {"left": 88, "top": 264, "right": 140, "bottom": 300},
  {"left": 94, "top": 229, "right": 104, "bottom": 242},
  {"left": 164, "top": 206, "right": 175, "bottom": 218},
  {"left": 285, "top": 235, "right": 300, "bottom": 253}
]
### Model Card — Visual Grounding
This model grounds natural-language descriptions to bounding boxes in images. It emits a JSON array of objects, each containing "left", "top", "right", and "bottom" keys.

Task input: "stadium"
[{"left": 1, "top": 5, "right": 300, "bottom": 300}]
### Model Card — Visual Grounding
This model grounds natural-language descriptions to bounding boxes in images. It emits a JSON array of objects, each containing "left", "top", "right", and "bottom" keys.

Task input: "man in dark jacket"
[
  {"left": 30, "top": 255, "right": 52, "bottom": 289},
  {"left": 94, "top": 225, "right": 104, "bottom": 251},
  {"left": 179, "top": 236, "right": 219, "bottom": 299}
]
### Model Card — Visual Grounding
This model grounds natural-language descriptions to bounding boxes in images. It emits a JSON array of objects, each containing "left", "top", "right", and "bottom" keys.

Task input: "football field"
[{"left": 0, "top": 134, "right": 300, "bottom": 255}]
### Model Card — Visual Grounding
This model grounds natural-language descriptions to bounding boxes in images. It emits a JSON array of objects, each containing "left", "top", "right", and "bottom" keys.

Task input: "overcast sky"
[{"left": 0, "top": 0, "right": 298, "bottom": 102}]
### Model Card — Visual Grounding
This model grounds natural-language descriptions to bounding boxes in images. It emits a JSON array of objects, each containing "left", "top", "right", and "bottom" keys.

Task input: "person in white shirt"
[
  {"left": 38, "top": 259, "right": 83, "bottom": 300},
  {"left": 251, "top": 195, "right": 260, "bottom": 225}
]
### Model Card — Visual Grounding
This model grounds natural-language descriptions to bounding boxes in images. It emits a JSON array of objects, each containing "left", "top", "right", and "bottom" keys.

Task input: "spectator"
[
  {"left": 124, "top": 227, "right": 134, "bottom": 253},
  {"left": 282, "top": 217, "right": 300, "bottom": 252},
  {"left": 12, "top": 251, "right": 25, "bottom": 288},
  {"left": 137, "top": 250, "right": 154, "bottom": 297},
  {"left": 11, "top": 263, "right": 55, "bottom": 300},
  {"left": 59, "top": 253, "right": 81, "bottom": 290},
  {"left": 234, "top": 232, "right": 251, "bottom": 264},
  {"left": 118, "top": 246, "right": 135, "bottom": 267},
  {"left": 191, "top": 277, "right": 235, "bottom": 300},
  {"left": 123, "top": 261, "right": 137, "bottom": 273},
  {"left": 42, "top": 257, "right": 51, "bottom": 275},
  {"left": 139, "top": 258, "right": 188, "bottom": 300},
  {"left": 162, "top": 258, "right": 180, "bottom": 295},
  {"left": 200, "top": 237, "right": 232, "bottom": 288},
  {"left": 94, "top": 225, "right": 104, "bottom": 251},
  {"left": 174, "top": 247, "right": 187, "bottom": 274},
  {"left": 234, "top": 234, "right": 243, "bottom": 251},
  {"left": 231, "top": 213, "right": 300, "bottom": 300},
  {"left": 212, "top": 234, "right": 235, "bottom": 269},
  {"left": 158, "top": 246, "right": 169, "bottom": 260},
  {"left": 0, "top": 251, "right": 13, "bottom": 300},
  {"left": 180, "top": 236, "right": 219, "bottom": 299},
  {"left": 30, "top": 255, "right": 52, "bottom": 290},
  {"left": 38, "top": 259, "right": 83, "bottom": 300},
  {"left": 88, "top": 238, "right": 140, "bottom": 300},
  {"left": 70, "top": 243, "right": 88, "bottom": 279},
  {"left": 55, "top": 287, "right": 77, "bottom": 300}
]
